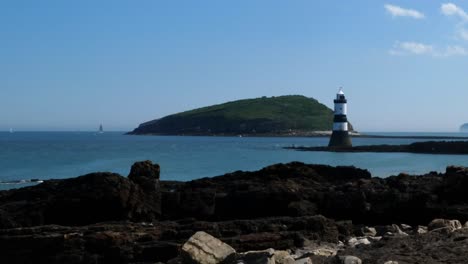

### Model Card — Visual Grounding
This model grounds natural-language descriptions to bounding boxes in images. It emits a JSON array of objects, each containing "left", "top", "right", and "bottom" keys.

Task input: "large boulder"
[
  {"left": 181, "top": 231, "right": 236, "bottom": 264},
  {"left": 128, "top": 160, "right": 160, "bottom": 189}
]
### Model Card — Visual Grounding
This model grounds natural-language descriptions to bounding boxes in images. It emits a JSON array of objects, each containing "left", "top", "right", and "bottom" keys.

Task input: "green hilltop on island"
[{"left": 128, "top": 95, "right": 354, "bottom": 136}]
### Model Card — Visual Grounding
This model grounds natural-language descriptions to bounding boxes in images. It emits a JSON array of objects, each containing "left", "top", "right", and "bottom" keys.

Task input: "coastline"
[
  {"left": 127, "top": 130, "right": 468, "bottom": 139},
  {"left": 286, "top": 140, "right": 468, "bottom": 155}
]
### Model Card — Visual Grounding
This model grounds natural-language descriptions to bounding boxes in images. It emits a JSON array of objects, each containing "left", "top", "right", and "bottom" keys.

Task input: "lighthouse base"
[{"left": 328, "top": 131, "right": 352, "bottom": 148}]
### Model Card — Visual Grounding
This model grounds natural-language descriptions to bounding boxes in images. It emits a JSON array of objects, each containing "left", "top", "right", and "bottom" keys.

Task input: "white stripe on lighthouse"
[
  {"left": 334, "top": 103, "right": 347, "bottom": 115},
  {"left": 333, "top": 122, "right": 348, "bottom": 131}
]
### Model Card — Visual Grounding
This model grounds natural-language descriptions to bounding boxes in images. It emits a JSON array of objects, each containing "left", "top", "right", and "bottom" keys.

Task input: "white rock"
[
  {"left": 430, "top": 226, "right": 456, "bottom": 234},
  {"left": 312, "top": 247, "right": 337, "bottom": 257},
  {"left": 181, "top": 231, "right": 236, "bottom": 264},
  {"left": 340, "top": 255, "right": 362, "bottom": 264},
  {"left": 237, "top": 248, "right": 275, "bottom": 264},
  {"left": 367, "top": 236, "right": 382, "bottom": 242},
  {"left": 452, "top": 220, "right": 462, "bottom": 229},
  {"left": 416, "top": 226, "right": 427, "bottom": 234},
  {"left": 293, "top": 244, "right": 338, "bottom": 258},
  {"left": 361, "top": 226, "right": 377, "bottom": 237},
  {"left": 348, "top": 237, "right": 370, "bottom": 247},
  {"left": 384, "top": 261, "right": 399, "bottom": 264},
  {"left": 347, "top": 237, "right": 357, "bottom": 246},
  {"left": 391, "top": 224, "right": 408, "bottom": 236},
  {"left": 400, "top": 224, "right": 412, "bottom": 230},
  {"left": 274, "top": 250, "right": 294, "bottom": 264},
  {"left": 294, "top": 257, "right": 312, "bottom": 264},
  {"left": 357, "top": 238, "right": 370, "bottom": 245},
  {"left": 428, "top": 219, "right": 462, "bottom": 231}
]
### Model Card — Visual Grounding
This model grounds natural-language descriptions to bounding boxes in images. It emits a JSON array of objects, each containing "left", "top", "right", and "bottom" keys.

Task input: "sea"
[{"left": 1, "top": 131, "right": 468, "bottom": 190}]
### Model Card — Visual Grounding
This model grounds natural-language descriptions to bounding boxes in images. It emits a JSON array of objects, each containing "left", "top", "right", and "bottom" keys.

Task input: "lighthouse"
[{"left": 328, "top": 88, "right": 352, "bottom": 147}]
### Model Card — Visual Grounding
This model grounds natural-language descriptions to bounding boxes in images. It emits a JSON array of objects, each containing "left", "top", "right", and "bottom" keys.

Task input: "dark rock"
[
  {"left": 4, "top": 161, "right": 468, "bottom": 262},
  {"left": 6, "top": 160, "right": 468, "bottom": 228},
  {"left": 0, "top": 216, "right": 346, "bottom": 264},
  {"left": 128, "top": 160, "right": 160, "bottom": 189},
  {"left": 161, "top": 162, "right": 371, "bottom": 221},
  {"left": 0, "top": 164, "right": 161, "bottom": 228},
  {"left": 288, "top": 140, "right": 468, "bottom": 155},
  {"left": 158, "top": 161, "right": 468, "bottom": 226},
  {"left": 236, "top": 248, "right": 275, "bottom": 264}
]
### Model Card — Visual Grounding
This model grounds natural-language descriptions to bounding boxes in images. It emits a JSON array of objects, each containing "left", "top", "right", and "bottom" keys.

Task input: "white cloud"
[
  {"left": 390, "top": 41, "right": 433, "bottom": 55},
  {"left": 389, "top": 41, "right": 468, "bottom": 57},
  {"left": 441, "top": 3, "right": 468, "bottom": 21},
  {"left": 441, "top": 3, "right": 468, "bottom": 42},
  {"left": 385, "top": 4, "right": 425, "bottom": 19},
  {"left": 387, "top": 4, "right": 468, "bottom": 58},
  {"left": 441, "top": 45, "right": 468, "bottom": 56}
]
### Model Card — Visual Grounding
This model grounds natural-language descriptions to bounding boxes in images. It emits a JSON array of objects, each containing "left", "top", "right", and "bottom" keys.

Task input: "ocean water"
[{"left": 1, "top": 131, "right": 468, "bottom": 190}]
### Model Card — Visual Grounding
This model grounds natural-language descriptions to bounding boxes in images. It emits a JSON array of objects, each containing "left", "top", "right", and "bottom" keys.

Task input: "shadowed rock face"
[
  {"left": 3, "top": 162, "right": 468, "bottom": 263},
  {"left": 159, "top": 162, "right": 468, "bottom": 225},
  {"left": 161, "top": 163, "right": 372, "bottom": 221},
  {"left": 3, "top": 161, "right": 468, "bottom": 228},
  {"left": 0, "top": 215, "right": 346, "bottom": 264},
  {"left": 0, "top": 161, "right": 162, "bottom": 228}
]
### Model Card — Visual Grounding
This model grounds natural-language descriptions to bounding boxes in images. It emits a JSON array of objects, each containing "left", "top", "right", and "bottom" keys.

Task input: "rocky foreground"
[{"left": 2, "top": 161, "right": 468, "bottom": 263}]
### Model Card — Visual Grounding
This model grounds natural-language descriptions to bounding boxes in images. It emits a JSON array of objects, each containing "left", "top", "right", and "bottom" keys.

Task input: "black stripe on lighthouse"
[
  {"left": 334, "top": 98, "right": 347, "bottom": 103},
  {"left": 333, "top": 115, "right": 348, "bottom": 123}
]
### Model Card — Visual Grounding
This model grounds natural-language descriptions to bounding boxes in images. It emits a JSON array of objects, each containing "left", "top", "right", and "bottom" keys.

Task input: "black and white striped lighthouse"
[{"left": 328, "top": 88, "right": 352, "bottom": 147}]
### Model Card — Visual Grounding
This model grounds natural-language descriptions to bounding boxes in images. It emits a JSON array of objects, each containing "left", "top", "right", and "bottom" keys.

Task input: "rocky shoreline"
[
  {"left": 287, "top": 140, "right": 468, "bottom": 155},
  {"left": 2, "top": 161, "right": 468, "bottom": 263}
]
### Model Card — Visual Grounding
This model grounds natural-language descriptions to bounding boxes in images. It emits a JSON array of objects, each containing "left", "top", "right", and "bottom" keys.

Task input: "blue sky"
[{"left": 1, "top": 1, "right": 468, "bottom": 132}]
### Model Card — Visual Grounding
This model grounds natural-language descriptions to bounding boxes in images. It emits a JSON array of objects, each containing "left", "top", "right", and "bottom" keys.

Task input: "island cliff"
[{"left": 128, "top": 95, "right": 354, "bottom": 136}]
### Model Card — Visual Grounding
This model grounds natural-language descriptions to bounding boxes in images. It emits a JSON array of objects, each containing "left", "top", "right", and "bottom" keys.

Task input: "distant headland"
[
  {"left": 127, "top": 95, "right": 355, "bottom": 136},
  {"left": 460, "top": 123, "right": 468, "bottom": 132}
]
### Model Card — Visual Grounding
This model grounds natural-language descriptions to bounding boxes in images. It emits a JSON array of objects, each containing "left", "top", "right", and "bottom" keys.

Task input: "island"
[
  {"left": 286, "top": 140, "right": 468, "bottom": 154},
  {"left": 128, "top": 95, "right": 354, "bottom": 136}
]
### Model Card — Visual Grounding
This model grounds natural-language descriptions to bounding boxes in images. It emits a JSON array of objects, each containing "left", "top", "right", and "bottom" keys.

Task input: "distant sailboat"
[
  {"left": 99, "top": 124, "right": 104, "bottom": 134},
  {"left": 9, "top": 128, "right": 13, "bottom": 133}
]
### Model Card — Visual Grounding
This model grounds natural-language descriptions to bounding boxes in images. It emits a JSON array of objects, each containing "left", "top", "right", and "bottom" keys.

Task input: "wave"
[{"left": 0, "top": 179, "right": 44, "bottom": 185}]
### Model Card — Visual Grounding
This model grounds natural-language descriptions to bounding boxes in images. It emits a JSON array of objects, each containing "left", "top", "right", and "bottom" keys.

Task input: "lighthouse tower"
[{"left": 328, "top": 88, "right": 352, "bottom": 147}]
